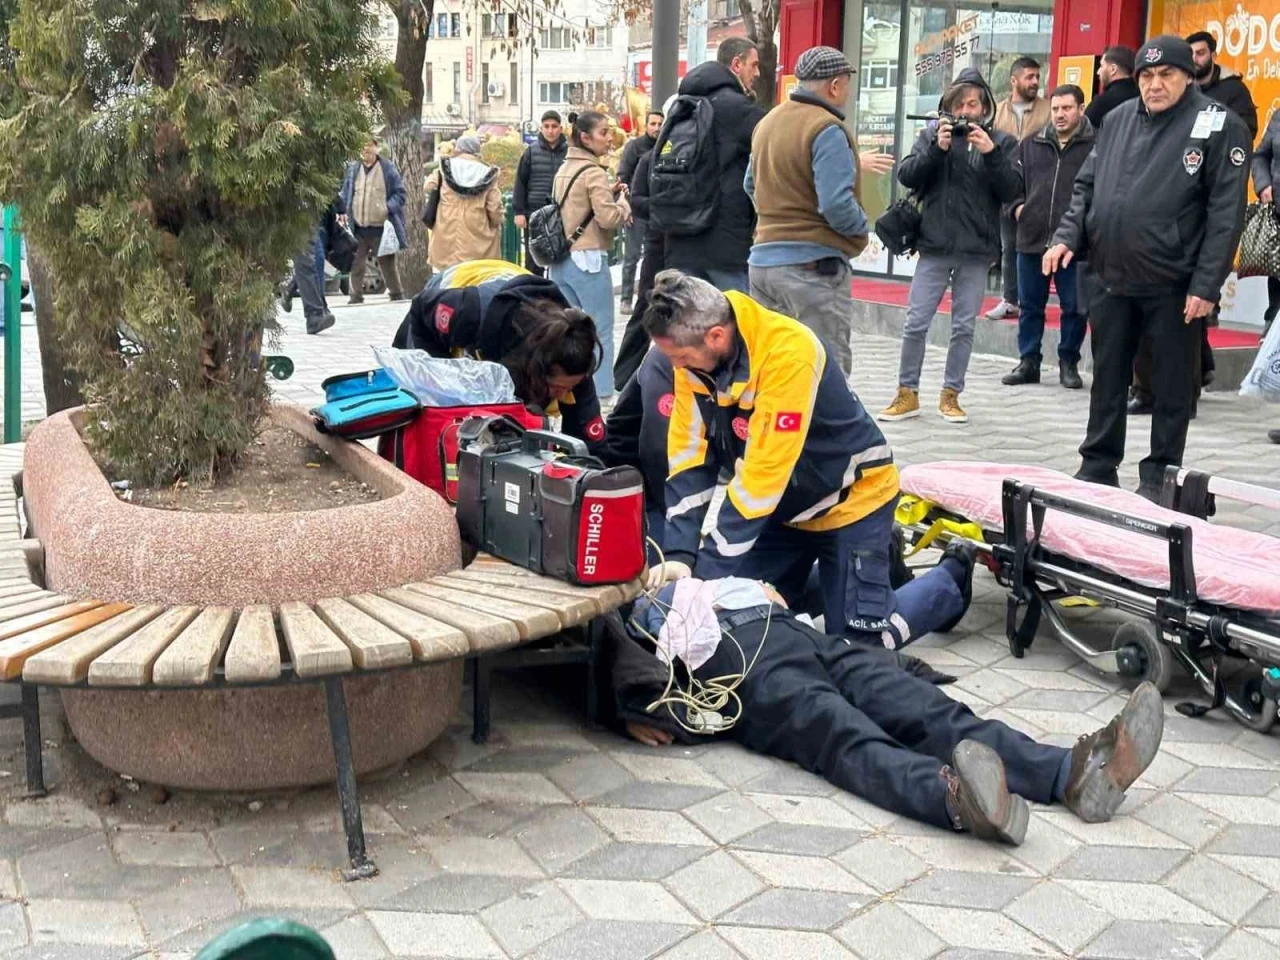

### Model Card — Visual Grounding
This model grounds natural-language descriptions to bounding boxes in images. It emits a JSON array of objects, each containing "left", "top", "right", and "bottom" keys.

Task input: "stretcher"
[{"left": 897, "top": 462, "right": 1280, "bottom": 732}]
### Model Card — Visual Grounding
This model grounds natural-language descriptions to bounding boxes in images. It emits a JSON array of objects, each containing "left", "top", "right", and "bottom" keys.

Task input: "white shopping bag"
[
  {"left": 377, "top": 220, "right": 398, "bottom": 257},
  {"left": 1240, "top": 320, "right": 1280, "bottom": 403}
]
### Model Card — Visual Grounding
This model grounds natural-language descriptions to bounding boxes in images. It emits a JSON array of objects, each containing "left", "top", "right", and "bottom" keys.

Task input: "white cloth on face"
[{"left": 654, "top": 577, "right": 774, "bottom": 670}]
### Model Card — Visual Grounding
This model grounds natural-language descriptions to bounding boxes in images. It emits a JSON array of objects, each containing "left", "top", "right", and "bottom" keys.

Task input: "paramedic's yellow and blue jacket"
[{"left": 663, "top": 292, "right": 899, "bottom": 578}]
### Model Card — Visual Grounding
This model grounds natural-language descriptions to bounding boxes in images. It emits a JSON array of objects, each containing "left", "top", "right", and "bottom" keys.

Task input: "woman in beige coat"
[
  {"left": 424, "top": 136, "right": 504, "bottom": 270},
  {"left": 548, "top": 111, "right": 631, "bottom": 397}
]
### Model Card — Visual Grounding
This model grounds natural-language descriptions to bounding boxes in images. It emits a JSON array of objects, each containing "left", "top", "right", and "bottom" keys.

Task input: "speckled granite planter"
[{"left": 22, "top": 404, "right": 464, "bottom": 790}]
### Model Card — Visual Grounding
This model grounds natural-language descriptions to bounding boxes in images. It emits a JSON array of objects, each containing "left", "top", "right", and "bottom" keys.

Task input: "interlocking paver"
[
  {"left": 480, "top": 881, "right": 582, "bottom": 957},
  {"left": 682, "top": 792, "right": 773, "bottom": 844},
  {"left": 1080, "top": 920, "right": 1228, "bottom": 960},
  {"left": 663, "top": 850, "right": 766, "bottom": 921},
  {"left": 834, "top": 836, "right": 929, "bottom": 892},
  {"left": 834, "top": 902, "right": 946, "bottom": 960},
  {"left": 112, "top": 830, "right": 219, "bottom": 868},
  {"left": 560, "top": 841, "right": 705, "bottom": 881},
  {"left": 731, "top": 822, "right": 863, "bottom": 857},
  {"left": 366, "top": 911, "right": 504, "bottom": 959},
  {"left": 510, "top": 806, "right": 610, "bottom": 875},
  {"left": 1005, "top": 879, "right": 1114, "bottom": 954},
  {"left": 585, "top": 807, "right": 712, "bottom": 847},
  {"left": 732, "top": 850, "right": 873, "bottom": 894},
  {"left": 1166, "top": 854, "right": 1269, "bottom": 923},
  {"left": 27, "top": 899, "right": 146, "bottom": 947},
  {"left": 655, "top": 929, "right": 744, "bottom": 960},
  {"left": 898, "top": 869, "right": 1037, "bottom": 910},
  {"left": 1056, "top": 844, "right": 1188, "bottom": 882},
  {"left": 522, "top": 919, "right": 692, "bottom": 960},
  {"left": 720, "top": 888, "right": 865, "bottom": 931},
  {"left": 718, "top": 926, "right": 857, "bottom": 960}
]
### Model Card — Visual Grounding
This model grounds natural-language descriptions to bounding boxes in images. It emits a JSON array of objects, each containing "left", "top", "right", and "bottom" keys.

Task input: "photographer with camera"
[{"left": 879, "top": 68, "right": 1020, "bottom": 425}]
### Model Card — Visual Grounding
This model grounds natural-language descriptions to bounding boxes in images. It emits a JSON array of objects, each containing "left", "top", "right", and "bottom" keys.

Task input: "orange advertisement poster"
[{"left": 1156, "top": 0, "right": 1280, "bottom": 142}]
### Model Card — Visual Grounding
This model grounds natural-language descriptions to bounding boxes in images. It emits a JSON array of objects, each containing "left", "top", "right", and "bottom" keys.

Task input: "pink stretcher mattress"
[{"left": 900, "top": 462, "right": 1280, "bottom": 618}]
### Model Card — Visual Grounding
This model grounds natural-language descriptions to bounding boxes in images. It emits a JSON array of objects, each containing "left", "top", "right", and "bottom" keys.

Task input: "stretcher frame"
[{"left": 899, "top": 468, "right": 1280, "bottom": 733}]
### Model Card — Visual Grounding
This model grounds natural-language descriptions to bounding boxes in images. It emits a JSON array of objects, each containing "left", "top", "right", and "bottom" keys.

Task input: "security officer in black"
[{"left": 1044, "top": 35, "right": 1249, "bottom": 501}]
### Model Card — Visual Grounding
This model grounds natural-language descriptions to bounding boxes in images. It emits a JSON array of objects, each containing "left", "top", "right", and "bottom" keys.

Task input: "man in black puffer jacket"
[
  {"left": 661, "top": 38, "right": 767, "bottom": 293},
  {"left": 512, "top": 112, "right": 569, "bottom": 277},
  {"left": 879, "top": 68, "right": 1020, "bottom": 426}
]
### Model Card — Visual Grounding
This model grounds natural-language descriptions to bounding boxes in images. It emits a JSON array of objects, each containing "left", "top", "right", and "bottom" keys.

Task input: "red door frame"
[{"left": 779, "top": 0, "right": 844, "bottom": 74}]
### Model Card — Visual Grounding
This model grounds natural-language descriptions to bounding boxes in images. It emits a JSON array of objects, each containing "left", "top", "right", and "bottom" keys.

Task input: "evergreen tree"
[{"left": 0, "top": 0, "right": 393, "bottom": 483}]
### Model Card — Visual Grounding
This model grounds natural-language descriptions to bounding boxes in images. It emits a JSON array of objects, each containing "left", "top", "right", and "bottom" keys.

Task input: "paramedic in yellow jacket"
[{"left": 642, "top": 270, "right": 974, "bottom": 648}]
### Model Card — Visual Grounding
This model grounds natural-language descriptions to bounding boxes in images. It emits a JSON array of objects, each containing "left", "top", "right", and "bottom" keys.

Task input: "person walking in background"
[
  {"left": 745, "top": 46, "right": 868, "bottom": 379},
  {"left": 658, "top": 37, "right": 767, "bottom": 293},
  {"left": 423, "top": 135, "right": 503, "bottom": 271},
  {"left": 1085, "top": 46, "right": 1138, "bottom": 129},
  {"left": 1252, "top": 107, "right": 1280, "bottom": 340},
  {"left": 548, "top": 110, "right": 631, "bottom": 399},
  {"left": 1002, "top": 85, "right": 1094, "bottom": 391},
  {"left": 512, "top": 111, "right": 569, "bottom": 278},
  {"left": 613, "top": 131, "right": 669, "bottom": 388},
  {"left": 986, "top": 57, "right": 1050, "bottom": 322},
  {"left": 617, "top": 111, "right": 663, "bottom": 312},
  {"left": 879, "top": 69, "right": 1020, "bottom": 426},
  {"left": 339, "top": 137, "right": 407, "bottom": 304},
  {"left": 1044, "top": 36, "right": 1249, "bottom": 501}
]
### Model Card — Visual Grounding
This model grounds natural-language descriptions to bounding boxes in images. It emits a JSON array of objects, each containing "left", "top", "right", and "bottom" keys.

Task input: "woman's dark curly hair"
[{"left": 504, "top": 300, "right": 602, "bottom": 406}]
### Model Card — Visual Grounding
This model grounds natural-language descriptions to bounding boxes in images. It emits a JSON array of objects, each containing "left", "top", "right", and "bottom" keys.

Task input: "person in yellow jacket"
[{"left": 641, "top": 270, "right": 974, "bottom": 649}]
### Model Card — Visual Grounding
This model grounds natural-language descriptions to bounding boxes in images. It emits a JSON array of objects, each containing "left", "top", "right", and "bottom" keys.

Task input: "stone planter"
[{"left": 22, "top": 404, "right": 464, "bottom": 790}]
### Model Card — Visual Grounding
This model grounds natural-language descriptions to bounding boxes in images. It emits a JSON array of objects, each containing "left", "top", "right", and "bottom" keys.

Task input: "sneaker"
[
  {"left": 1001, "top": 358, "right": 1040, "bottom": 386},
  {"left": 984, "top": 300, "right": 1019, "bottom": 321},
  {"left": 388, "top": 292, "right": 405, "bottom": 302},
  {"left": 1059, "top": 360, "right": 1083, "bottom": 390},
  {"left": 620, "top": 297, "right": 633, "bottom": 312},
  {"left": 936, "top": 540, "right": 976, "bottom": 633},
  {"left": 1063, "top": 682, "right": 1164, "bottom": 823},
  {"left": 943, "top": 740, "right": 1029, "bottom": 845},
  {"left": 306, "top": 312, "right": 336, "bottom": 335},
  {"left": 878, "top": 387, "right": 920, "bottom": 422},
  {"left": 939, "top": 388, "right": 968, "bottom": 423}
]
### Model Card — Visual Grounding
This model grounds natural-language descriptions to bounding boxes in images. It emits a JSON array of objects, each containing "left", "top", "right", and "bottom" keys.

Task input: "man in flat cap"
[
  {"left": 745, "top": 46, "right": 870, "bottom": 377},
  {"left": 1044, "top": 35, "right": 1249, "bottom": 501}
]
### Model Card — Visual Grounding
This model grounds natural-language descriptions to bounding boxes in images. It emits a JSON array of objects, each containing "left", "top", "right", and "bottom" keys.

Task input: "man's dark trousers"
[
  {"left": 733, "top": 501, "right": 963, "bottom": 649},
  {"left": 1132, "top": 324, "right": 1213, "bottom": 403},
  {"left": 1078, "top": 283, "right": 1201, "bottom": 489},
  {"left": 698, "top": 616, "right": 1066, "bottom": 828},
  {"left": 999, "top": 212, "right": 1019, "bottom": 305},
  {"left": 620, "top": 219, "right": 646, "bottom": 303},
  {"left": 1016, "top": 253, "right": 1086, "bottom": 363}
]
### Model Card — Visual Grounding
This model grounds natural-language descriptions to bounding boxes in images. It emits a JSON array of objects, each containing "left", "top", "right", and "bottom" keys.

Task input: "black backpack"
[
  {"left": 648, "top": 94, "right": 719, "bottom": 236},
  {"left": 526, "top": 166, "right": 596, "bottom": 268}
]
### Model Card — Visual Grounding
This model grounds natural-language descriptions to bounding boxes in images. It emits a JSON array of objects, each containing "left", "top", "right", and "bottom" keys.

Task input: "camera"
[{"left": 906, "top": 113, "right": 976, "bottom": 139}]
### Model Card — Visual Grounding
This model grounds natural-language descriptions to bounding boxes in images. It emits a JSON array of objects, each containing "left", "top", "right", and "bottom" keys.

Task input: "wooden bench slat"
[
  {"left": 279, "top": 601, "right": 353, "bottom": 678},
  {"left": 152, "top": 607, "right": 236, "bottom": 687},
  {"left": 87, "top": 606, "right": 201, "bottom": 687},
  {"left": 465, "top": 560, "right": 644, "bottom": 603},
  {"left": 0, "top": 576, "right": 35, "bottom": 591},
  {"left": 23, "top": 605, "right": 165, "bottom": 685},
  {"left": 347, "top": 594, "right": 470, "bottom": 663},
  {"left": 404, "top": 582, "right": 562, "bottom": 640},
  {"left": 0, "top": 603, "right": 132, "bottom": 681},
  {"left": 379, "top": 586, "right": 520, "bottom": 653},
  {"left": 436, "top": 574, "right": 598, "bottom": 626},
  {"left": 313, "top": 597, "right": 413, "bottom": 670},
  {"left": 450, "top": 567, "right": 620, "bottom": 608},
  {"left": 0, "top": 591, "right": 59, "bottom": 616},
  {"left": 0, "top": 584, "right": 49, "bottom": 603},
  {"left": 222, "top": 605, "right": 281, "bottom": 684},
  {"left": 0, "top": 600, "right": 101, "bottom": 639}
]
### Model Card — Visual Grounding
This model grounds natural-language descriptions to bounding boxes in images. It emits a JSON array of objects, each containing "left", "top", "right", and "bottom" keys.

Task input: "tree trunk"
[
  {"left": 755, "top": 34, "right": 778, "bottom": 108},
  {"left": 383, "top": 0, "right": 432, "bottom": 295},
  {"left": 25, "top": 246, "right": 83, "bottom": 414},
  {"left": 739, "top": 0, "right": 780, "bottom": 109}
]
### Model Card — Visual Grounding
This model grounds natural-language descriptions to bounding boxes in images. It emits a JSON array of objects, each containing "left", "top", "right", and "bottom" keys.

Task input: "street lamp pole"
[{"left": 651, "top": 0, "right": 680, "bottom": 107}]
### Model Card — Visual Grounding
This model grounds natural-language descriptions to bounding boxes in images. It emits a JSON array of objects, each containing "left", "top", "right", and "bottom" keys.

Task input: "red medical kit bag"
[
  {"left": 377, "top": 403, "right": 545, "bottom": 503},
  {"left": 454, "top": 417, "right": 647, "bottom": 586}
]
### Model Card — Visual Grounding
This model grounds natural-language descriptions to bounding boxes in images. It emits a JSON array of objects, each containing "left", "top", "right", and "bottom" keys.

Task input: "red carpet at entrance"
[{"left": 851, "top": 276, "right": 1261, "bottom": 349}]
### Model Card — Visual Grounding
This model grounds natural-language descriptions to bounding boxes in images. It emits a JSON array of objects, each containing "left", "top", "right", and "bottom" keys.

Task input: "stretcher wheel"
[
  {"left": 1233, "top": 671, "right": 1279, "bottom": 733},
  {"left": 1112, "top": 622, "right": 1173, "bottom": 693}
]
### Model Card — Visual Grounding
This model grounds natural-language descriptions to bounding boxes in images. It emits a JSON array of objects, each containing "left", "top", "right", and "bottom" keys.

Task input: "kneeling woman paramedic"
[{"left": 391, "top": 259, "right": 608, "bottom": 452}]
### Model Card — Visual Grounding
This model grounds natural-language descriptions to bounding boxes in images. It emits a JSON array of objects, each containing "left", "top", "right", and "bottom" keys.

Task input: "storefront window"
[{"left": 851, "top": 0, "right": 1055, "bottom": 277}]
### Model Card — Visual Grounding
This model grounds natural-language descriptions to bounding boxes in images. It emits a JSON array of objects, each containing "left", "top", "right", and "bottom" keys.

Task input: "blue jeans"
[
  {"left": 548, "top": 254, "right": 616, "bottom": 398},
  {"left": 1016, "top": 252, "right": 1086, "bottom": 364},
  {"left": 704, "top": 267, "right": 749, "bottom": 294}
]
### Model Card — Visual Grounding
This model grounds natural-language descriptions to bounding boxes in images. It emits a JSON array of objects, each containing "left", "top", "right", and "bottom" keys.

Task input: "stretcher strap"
[{"left": 895, "top": 495, "right": 986, "bottom": 557}]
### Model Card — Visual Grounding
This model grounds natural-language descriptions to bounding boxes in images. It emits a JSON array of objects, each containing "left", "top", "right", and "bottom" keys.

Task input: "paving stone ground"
[{"left": 0, "top": 291, "right": 1277, "bottom": 959}]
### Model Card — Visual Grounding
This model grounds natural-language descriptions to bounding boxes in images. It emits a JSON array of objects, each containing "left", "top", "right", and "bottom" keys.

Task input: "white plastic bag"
[
  {"left": 377, "top": 220, "right": 398, "bottom": 257},
  {"left": 1240, "top": 319, "right": 1280, "bottom": 402},
  {"left": 372, "top": 347, "right": 518, "bottom": 406}
]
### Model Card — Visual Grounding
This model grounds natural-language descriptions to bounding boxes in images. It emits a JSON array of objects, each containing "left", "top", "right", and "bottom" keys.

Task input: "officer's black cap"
[{"left": 1134, "top": 35, "right": 1196, "bottom": 77}]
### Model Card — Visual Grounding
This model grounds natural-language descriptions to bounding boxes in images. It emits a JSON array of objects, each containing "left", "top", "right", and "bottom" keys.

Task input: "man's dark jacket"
[
  {"left": 1200, "top": 64, "right": 1259, "bottom": 138},
  {"left": 1009, "top": 117, "right": 1096, "bottom": 254},
  {"left": 512, "top": 134, "right": 568, "bottom": 216},
  {"left": 1084, "top": 77, "right": 1139, "bottom": 129},
  {"left": 663, "top": 62, "right": 767, "bottom": 275},
  {"left": 617, "top": 134, "right": 657, "bottom": 210},
  {"left": 1052, "top": 89, "right": 1251, "bottom": 301},
  {"left": 897, "top": 68, "right": 1021, "bottom": 260}
]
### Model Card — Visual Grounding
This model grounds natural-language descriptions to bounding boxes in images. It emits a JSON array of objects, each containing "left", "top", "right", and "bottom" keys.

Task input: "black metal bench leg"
[
  {"left": 21, "top": 685, "right": 45, "bottom": 798},
  {"left": 323, "top": 677, "right": 377, "bottom": 881},
  {"left": 472, "top": 655, "right": 492, "bottom": 744}
]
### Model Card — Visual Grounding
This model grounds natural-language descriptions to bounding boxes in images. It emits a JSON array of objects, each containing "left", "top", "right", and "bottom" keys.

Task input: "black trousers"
[
  {"left": 612, "top": 234, "right": 666, "bottom": 389},
  {"left": 523, "top": 236, "right": 545, "bottom": 278},
  {"left": 701, "top": 618, "right": 1066, "bottom": 829},
  {"left": 1079, "top": 286, "right": 1201, "bottom": 489},
  {"left": 1131, "top": 322, "right": 1212, "bottom": 403}
]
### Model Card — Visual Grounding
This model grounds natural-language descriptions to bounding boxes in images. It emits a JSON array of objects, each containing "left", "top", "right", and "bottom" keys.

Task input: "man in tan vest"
[{"left": 745, "top": 46, "right": 868, "bottom": 377}]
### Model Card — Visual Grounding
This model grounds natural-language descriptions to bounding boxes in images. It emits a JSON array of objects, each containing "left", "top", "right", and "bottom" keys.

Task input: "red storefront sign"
[{"left": 634, "top": 59, "right": 689, "bottom": 94}]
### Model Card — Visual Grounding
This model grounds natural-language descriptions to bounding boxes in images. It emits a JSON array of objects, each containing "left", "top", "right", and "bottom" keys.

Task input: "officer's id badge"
[
  {"left": 1191, "top": 105, "right": 1227, "bottom": 139},
  {"left": 1183, "top": 147, "right": 1204, "bottom": 175},
  {"left": 1230, "top": 146, "right": 1247, "bottom": 166}
]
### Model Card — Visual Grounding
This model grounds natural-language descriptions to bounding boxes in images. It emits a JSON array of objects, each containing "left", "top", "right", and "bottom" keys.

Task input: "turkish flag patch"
[
  {"left": 585, "top": 416, "right": 606, "bottom": 442},
  {"left": 434, "top": 303, "right": 454, "bottom": 335},
  {"left": 775, "top": 411, "right": 803, "bottom": 432},
  {"left": 657, "top": 393, "right": 675, "bottom": 417}
]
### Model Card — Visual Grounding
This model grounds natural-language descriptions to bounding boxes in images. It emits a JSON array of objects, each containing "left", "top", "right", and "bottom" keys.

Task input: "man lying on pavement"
[{"left": 608, "top": 576, "right": 1164, "bottom": 846}]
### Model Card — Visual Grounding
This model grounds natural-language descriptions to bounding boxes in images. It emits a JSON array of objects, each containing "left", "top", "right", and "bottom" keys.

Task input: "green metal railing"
[
  {"left": 1, "top": 207, "right": 21, "bottom": 444},
  {"left": 499, "top": 191, "right": 623, "bottom": 267}
]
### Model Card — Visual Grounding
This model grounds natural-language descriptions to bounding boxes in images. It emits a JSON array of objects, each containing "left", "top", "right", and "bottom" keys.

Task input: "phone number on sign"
[{"left": 914, "top": 37, "right": 980, "bottom": 77}]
